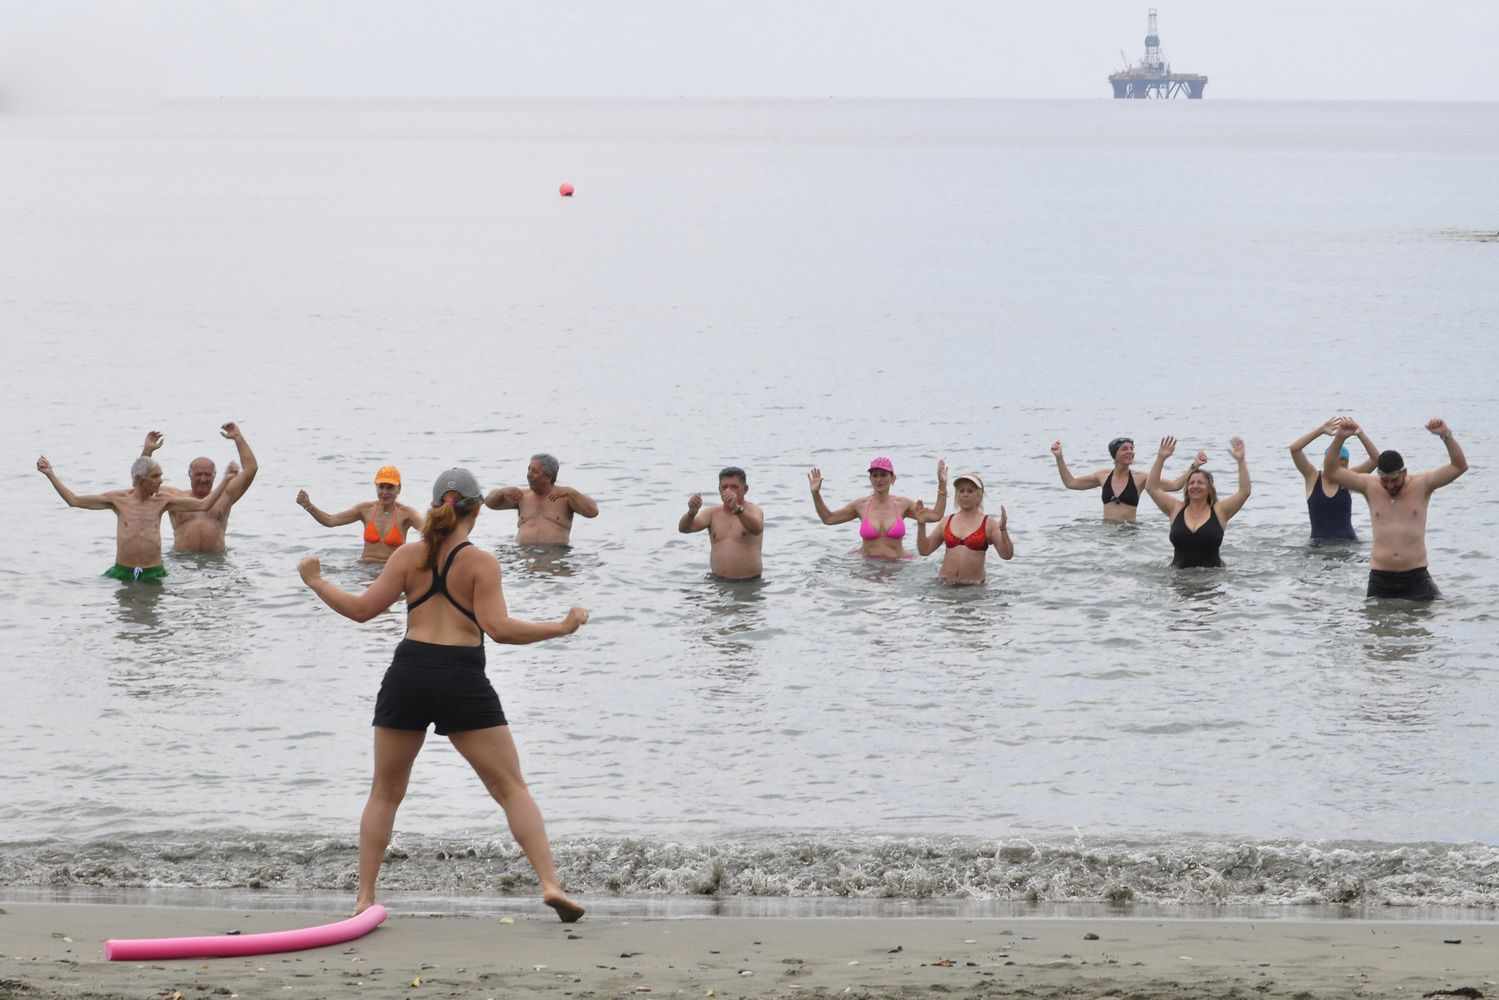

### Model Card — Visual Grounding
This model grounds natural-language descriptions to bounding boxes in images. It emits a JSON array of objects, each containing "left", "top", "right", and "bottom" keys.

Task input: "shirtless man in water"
[
  {"left": 141, "top": 423, "right": 259, "bottom": 553},
  {"left": 484, "top": 454, "right": 599, "bottom": 545},
  {"left": 1323, "top": 417, "right": 1468, "bottom": 601},
  {"left": 678, "top": 466, "right": 764, "bottom": 580},
  {"left": 37, "top": 454, "right": 230, "bottom": 582}
]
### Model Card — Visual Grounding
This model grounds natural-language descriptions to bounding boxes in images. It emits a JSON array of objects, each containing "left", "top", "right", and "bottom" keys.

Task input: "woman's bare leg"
[
  {"left": 356, "top": 727, "right": 427, "bottom": 914},
  {"left": 447, "top": 725, "right": 583, "bottom": 921}
]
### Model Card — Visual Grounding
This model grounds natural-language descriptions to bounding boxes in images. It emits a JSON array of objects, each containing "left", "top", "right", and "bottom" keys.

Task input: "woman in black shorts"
[{"left": 299, "top": 467, "right": 588, "bottom": 920}]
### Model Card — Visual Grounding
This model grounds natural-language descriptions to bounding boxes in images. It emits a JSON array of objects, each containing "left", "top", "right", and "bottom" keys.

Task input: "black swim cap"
[
  {"left": 1108, "top": 437, "right": 1133, "bottom": 458},
  {"left": 1376, "top": 450, "right": 1405, "bottom": 475}
]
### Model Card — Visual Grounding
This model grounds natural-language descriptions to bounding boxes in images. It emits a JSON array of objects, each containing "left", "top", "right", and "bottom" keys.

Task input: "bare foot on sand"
[
  {"left": 543, "top": 889, "right": 585, "bottom": 923},
  {"left": 353, "top": 897, "right": 377, "bottom": 917}
]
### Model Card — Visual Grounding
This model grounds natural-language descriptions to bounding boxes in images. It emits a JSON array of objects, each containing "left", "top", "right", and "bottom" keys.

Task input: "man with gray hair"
[
  {"left": 484, "top": 453, "right": 599, "bottom": 545},
  {"left": 37, "top": 447, "right": 231, "bottom": 582},
  {"left": 140, "top": 422, "right": 259, "bottom": 552}
]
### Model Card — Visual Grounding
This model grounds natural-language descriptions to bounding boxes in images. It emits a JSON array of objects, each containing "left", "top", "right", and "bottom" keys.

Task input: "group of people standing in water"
[
  {"left": 34, "top": 414, "right": 1469, "bottom": 920},
  {"left": 36, "top": 414, "right": 1469, "bottom": 598},
  {"left": 1048, "top": 417, "right": 1467, "bottom": 599}
]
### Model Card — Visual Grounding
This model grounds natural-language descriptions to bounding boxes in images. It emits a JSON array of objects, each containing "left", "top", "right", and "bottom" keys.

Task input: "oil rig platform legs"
[{"left": 1109, "top": 9, "right": 1207, "bottom": 99}]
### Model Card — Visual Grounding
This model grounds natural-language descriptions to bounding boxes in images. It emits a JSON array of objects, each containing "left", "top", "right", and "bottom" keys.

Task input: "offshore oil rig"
[{"left": 1109, "top": 9, "right": 1207, "bottom": 99}]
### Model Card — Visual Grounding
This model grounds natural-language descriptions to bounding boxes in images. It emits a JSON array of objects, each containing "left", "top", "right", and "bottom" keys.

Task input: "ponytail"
[{"left": 421, "top": 496, "right": 481, "bottom": 569}]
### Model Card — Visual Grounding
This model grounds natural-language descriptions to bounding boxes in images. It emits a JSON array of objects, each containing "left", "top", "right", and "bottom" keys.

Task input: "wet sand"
[{"left": 0, "top": 903, "right": 1493, "bottom": 999}]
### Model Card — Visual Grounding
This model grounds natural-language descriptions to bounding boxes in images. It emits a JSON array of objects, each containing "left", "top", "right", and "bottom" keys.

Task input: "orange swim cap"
[{"left": 374, "top": 466, "right": 402, "bottom": 486}]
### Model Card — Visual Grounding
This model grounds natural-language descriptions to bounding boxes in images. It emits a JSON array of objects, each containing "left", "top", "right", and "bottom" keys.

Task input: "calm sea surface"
[{"left": 2, "top": 99, "right": 1497, "bottom": 907}]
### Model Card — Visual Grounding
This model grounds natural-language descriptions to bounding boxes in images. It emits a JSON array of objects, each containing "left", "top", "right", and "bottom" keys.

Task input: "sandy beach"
[{"left": 0, "top": 903, "right": 1492, "bottom": 1000}]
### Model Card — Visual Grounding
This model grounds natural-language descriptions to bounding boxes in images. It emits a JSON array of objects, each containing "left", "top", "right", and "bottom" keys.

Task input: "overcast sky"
[{"left": 4, "top": 0, "right": 1497, "bottom": 106}]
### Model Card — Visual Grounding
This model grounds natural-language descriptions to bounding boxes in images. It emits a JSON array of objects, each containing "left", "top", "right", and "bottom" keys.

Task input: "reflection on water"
[
  {"left": 111, "top": 581, "right": 167, "bottom": 638},
  {"left": 499, "top": 543, "right": 604, "bottom": 583},
  {"left": 1308, "top": 539, "right": 1365, "bottom": 559},
  {"left": 680, "top": 575, "right": 767, "bottom": 664},
  {"left": 1165, "top": 569, "right": 1226, "bottom": 632},
  {"left": 1360, "top": 600, "right": 1437, "bottom": 663},
  {"left": 914, "top": 582, "right": 1008, "bottom": 651},
  {"left": 849, "top": 555, "right": 914, "bottom": 585}
]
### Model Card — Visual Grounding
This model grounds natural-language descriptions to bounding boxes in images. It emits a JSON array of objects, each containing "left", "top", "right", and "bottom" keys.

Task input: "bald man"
[{"left": 141, "top": 423, "right": 259, "bottom": 553}]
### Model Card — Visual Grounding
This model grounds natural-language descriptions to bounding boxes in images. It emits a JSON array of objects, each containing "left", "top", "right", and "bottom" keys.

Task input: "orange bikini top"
[{"left": 363, "top": 514, "right": 406, "bottom": 547}]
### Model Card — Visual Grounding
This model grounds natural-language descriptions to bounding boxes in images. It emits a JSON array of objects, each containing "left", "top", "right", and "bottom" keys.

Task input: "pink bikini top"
[{"left": 859, "top": 513, "right": 906, "bottom": 541}]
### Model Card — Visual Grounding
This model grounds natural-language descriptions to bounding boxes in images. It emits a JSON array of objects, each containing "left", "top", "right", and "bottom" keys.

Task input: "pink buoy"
[
  {"left": 104, "top": 904, "right": 387, "bottom": 961},
  {"left": 559, "top": 182, "right": 575, "bottom": 197}
]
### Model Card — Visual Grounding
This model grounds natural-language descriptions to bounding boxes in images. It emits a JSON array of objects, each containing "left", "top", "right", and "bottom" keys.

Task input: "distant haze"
[{"left": 2, "top": 0, "right": 1496, "bottom": 106}]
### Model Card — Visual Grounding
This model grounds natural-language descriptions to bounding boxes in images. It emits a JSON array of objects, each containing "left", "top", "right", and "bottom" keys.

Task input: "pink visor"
[{"left": 868, "top": 457, "right": 894, "bottom": 474}]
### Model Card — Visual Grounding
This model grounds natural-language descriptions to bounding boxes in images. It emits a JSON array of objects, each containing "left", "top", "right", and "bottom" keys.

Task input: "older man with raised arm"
[
  {"left": 484, "top": 453, "right": 599, "bottom": 545},
  {"left": 678, "top": 466, "right": 764, "bottom": 580},
  {"left": 1323, "top": 417, "right": 1468, "bottom": 601},
  {"left": 37, "top": 452, "right": 231, "bottom": 582},
  {"left": 141, "top": 422, "right": 259, "bottom": 553}
]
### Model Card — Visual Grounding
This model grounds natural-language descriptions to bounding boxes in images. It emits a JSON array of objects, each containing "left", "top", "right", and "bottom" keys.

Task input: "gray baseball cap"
[{"left": 432, "top": 467, "right": 483, "bottom": 505}]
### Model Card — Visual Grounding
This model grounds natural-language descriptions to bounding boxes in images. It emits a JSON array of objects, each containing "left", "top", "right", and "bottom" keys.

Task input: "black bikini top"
[{"left": 1101, "top": 470, "right": 1140, "bottom": 507}]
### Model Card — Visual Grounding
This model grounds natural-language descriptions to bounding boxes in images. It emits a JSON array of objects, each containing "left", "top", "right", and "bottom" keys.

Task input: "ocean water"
[{"left": 2, "top": 99, "right": 1497, "bottom": 909}]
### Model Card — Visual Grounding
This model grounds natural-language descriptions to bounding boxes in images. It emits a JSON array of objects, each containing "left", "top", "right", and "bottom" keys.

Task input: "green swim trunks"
[{"left": 103, "top": 564, "right": 167, "bottom": 583}]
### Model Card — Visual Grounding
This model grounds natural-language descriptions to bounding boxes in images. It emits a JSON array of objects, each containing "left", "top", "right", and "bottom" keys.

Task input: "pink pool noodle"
[{"left": 104, "top": 904, "right": 387, "bottom": 961}]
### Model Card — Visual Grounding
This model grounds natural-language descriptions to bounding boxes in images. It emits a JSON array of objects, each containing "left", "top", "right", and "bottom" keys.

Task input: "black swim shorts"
[
  {"left": 372, "top": 638, "right": 508, "bottom": 735},
  {"left": 1366, "top": 566, "right": 1441, "bottom": 602}
]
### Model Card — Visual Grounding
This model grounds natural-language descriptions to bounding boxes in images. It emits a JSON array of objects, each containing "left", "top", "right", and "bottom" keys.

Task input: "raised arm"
[
  {"left": 1051, "top": 441, "right": 1103, "bottom": 490},
  {"left": 1215, "top": 438, "right": 1253, "bottom": 523},
  {"left": 808, "top": 468, "right": 859, "bottom": 525},
  {"left": 165, "top": 472, "right": 231, "bottom": 513},
  {"left": 220, "top": 422, "right": 259, "bottom": 503},
  {"left": 678, "top": 494, "right": 711, "bottom": 533},
  {"left": 296, "top": 491, "right": 365, "bottom": 527},
  {"left": 554, "top": 487, "right": 599, "bottom": 518},
  {"left": 1143, "top": 437, "right": 1183, "bottom": 517},
  {"left": 731, "top": 501, "right": 764, "bottom": 536},
  {"left": 1424, "top": 418, "right": 1468, "bottom": 492},
  {"left": 470, "top": 552, "right": 587, "bottom": 644},
  {"left": 913, "top": 501, "right": 941, "bottom": 556},
  {"left": 298, "top": 551, "right": 409, "bottom": 623},
  {"left": 36, "top": 457, "right": 115, "bottom": 510},
  {"left": 910, "top": 459, "right": 948, "bottom": 523},
  {"left": 1322, "top": 418, "right": 1367, "bottom": 493},
  {"left": 1159, "top": 450, "right": 1209, "bottom": 491},
  {"left": 484, "top": 487, "right": 524, "bottom": 511},
  {"left": 1351, "top": 426, "right": 1381, "bottom": 474},
  {"left": 139, "top": 431, "right": 165, "bottom": 460},
  {"left": 989, "top": 505, "right": 1014, "bottom": 560},
  {"left": 1288, "top": 420, "right": 1335, "bottom": 477},
  {"left": 543, "top": 485, "right": 600, "bottom": 518}
]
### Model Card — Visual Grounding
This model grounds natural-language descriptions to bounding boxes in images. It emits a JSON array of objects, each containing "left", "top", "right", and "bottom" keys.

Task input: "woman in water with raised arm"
[
  {"left": 913, "top": 471, "right": 1014, "bottom": 584},
  {"left": 1144, "top": 437, "right": 1252, "bottom": 569},
  {"left": 1288, "top": 417, "right": 1380, "bottom": 543},
  {"left": 296, "top": 465, "right": 426, "bottom": 563},
  {"left": 298, "top": 468, "right": 588, "bottom": 921},
  {"left": 808, "top": 457, "right": 947, "bottom": 560},
  {"left": 1051, "top": 437, "right": 1205, "bottom": 522}
]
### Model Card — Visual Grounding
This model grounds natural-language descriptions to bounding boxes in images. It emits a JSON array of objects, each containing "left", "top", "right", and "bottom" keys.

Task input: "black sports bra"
[{"left": 408, "top": 541, "right": 479, "bottom": 625}]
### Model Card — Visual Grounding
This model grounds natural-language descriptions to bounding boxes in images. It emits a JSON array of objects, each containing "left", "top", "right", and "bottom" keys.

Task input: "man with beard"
[
  {"left": 141, "top": 423, "right": 259, "bottom": 552},
  {"left": 1323, "top": 417, "right": 1468, "bottom": 601}
]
